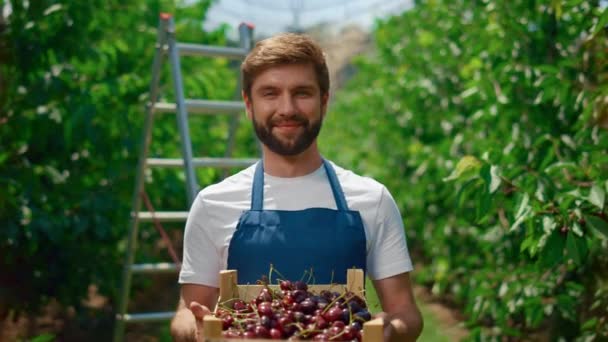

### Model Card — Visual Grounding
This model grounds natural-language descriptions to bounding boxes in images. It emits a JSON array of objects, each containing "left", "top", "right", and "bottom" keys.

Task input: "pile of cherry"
[{"left": 215, "top": 279, "right": 372, "bottom": 340}]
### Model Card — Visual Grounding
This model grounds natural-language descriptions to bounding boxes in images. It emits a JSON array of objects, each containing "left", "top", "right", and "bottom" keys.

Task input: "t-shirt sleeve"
[
  {"left": 367, "top": 186, "right": 414, "bottom": 280},
  {"left": 178, "top": 192, "right": 221, "bottom": 287}
]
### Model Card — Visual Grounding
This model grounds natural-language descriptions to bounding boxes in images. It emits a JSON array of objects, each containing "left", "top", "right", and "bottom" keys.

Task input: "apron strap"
[
  {"left": 251, "top": 161, "right": 265, "bottom": 211},
  {"left": 322, "top": 159, "right": 349, "bottom": 211},
  {"left": 251, "top": 159, "right": 350, "bottom": 211}
]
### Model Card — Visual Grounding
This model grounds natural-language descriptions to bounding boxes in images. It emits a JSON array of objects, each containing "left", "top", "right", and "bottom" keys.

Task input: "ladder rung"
[
  {"left": 130, "top": 262, "right": 179, "bottom": 274},
  {"left": 118, "top": 311, "right": 175, "bottom": 323},
  {"left": 154, "top": 99, "right": 244, "bottom": 115},
  {"left": 147, "top": 157, "right": 258, "bottom": 168},
  {"left": 176, "top": 43, "right": 248, "bottom": 59},
  {"left": 138, "top": 211, "right": 189, "bottom": 222}
]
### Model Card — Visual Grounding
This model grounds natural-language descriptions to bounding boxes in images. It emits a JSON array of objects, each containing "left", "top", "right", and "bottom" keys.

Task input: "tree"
[
  {"left": 0, "top": 0, "right": 251, "bottom": 322},
  {"left": 321, "top": 0, "right": 608, "bottom": 338}
]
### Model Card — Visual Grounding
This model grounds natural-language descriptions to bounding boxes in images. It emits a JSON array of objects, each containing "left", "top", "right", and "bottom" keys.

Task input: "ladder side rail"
[
  {"left": 113, "top": 15, "right": 170, "bottom": 342},
  {"left": 167, "top": 17, "right": 199, "bottom": 205}
]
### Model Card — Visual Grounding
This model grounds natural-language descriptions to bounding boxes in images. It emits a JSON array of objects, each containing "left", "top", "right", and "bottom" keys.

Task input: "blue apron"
[{"left": 226, "top": 159, "right": 367, "bottom": 284}]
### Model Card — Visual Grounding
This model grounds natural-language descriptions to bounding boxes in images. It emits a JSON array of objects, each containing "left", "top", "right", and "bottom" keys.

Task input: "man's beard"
[{"left": 252, "top": 110, "right": 323, "bottom": 156}]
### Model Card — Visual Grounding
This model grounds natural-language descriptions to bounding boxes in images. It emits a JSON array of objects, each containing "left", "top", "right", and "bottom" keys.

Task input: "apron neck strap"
[{"left": 251, "top": 159, "right": 349, "bottom": 211}]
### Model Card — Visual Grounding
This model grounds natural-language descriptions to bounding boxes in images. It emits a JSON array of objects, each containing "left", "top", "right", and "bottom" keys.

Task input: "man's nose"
[{"left": 276, "top": 94, "right": 297, "bottom": 116}]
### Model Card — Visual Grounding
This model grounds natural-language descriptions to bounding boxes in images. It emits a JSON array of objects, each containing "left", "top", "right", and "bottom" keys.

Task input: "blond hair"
[{"left": 241, "top": 33, "right": 330, "bottom": 98}]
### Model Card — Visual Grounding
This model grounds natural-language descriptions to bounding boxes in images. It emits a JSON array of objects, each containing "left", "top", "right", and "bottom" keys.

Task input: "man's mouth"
[{"left": 275, "top": 121, "right": 302, "bottom": 128}]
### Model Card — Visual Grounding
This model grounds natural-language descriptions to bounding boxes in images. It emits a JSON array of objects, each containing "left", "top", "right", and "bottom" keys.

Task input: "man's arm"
[
  {"left": 373, "top": 272, "right": 423, "bottom": 341},
  {"left": 170, "top": 283, "right": 219, "bottom": 342}
]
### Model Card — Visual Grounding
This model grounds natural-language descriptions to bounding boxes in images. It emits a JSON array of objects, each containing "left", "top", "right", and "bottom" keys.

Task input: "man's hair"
[{"left": 241, "top": 33, "right": 330, "bottom": 98}]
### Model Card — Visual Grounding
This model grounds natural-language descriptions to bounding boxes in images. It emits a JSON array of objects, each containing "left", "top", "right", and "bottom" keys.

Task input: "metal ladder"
[{"left": 113, "top": 13, "right": 256, "bottom": 341}]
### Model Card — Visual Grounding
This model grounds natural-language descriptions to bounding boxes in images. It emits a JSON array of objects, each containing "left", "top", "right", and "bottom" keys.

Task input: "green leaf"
[
  {"left": 581, "top": 318, "right": 598, "bottom": 330},
  {"left": 539, "top": 232, "right": 565, "bottom": 268},
  {"left": 481, "top": 164, "right": 501, "bottom": 194},
  {"left": 542, "top": 216, "right": 557, "bottom": 233},
  {"left": 566, "top": 231, "right": 586, "bottom": 265},
  {"left": 585, "top": 215, "right": 608, "bottom": 239},
  {"left": 589, "top": 184, "right": 605, "bottom": 209},
  {"left": 443, "top": 155, "right": 482, "bottom": 182},
  {"left": 476, "top": 190, "right": 491, "bottom": 223},
  {"left": 588, "top": 6, "right": 608, "bottom": 40},
  {"left": 510, "top": 193, "right": 531, "bottom": 232}
]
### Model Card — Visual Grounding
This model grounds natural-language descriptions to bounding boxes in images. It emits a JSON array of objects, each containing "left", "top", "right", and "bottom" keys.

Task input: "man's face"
[{"left": 243, "top": 63, "right": 329, "bottom": 156}]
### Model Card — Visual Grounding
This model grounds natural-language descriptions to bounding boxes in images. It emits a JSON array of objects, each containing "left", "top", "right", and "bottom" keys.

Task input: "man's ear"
[{"left": 242, "top": 90, "right": 253, "bottom": 120}]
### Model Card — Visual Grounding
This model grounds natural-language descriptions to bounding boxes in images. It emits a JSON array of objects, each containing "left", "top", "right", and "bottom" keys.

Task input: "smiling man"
[{"left": 170, "top": 33, "right": 423, "bottom": 341}]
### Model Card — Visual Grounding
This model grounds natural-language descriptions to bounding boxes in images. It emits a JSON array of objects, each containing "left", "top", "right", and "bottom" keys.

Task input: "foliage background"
[
  {"left": 1, "top": 0, "right": 608, "bottom": 340},
  {"left": 0, "top": 0, "right": 257, "bottom": 337},
  {"left": 321, "top": 0, "right": 608, "bottom": 340}
]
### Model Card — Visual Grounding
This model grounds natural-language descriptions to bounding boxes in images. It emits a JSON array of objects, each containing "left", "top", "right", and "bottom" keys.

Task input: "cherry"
[
  {"left": 294, "top": 280, "right": 308, "bottom": 291},
  {"left": 242, "top": 331, "right": 256, "bottom": 339},
  {"left": 254, "top": 325, "right": 270, "bottom": 338},
  {"left": 282, "top": 294, "right": 295, "bottom": 306},
  {"left": 354, "top": 309, "right": 371, "bottom": 322},
  {"left": 269, "top": 328, "right": 283, "bottom": 339},
  {"left": 350, "top": 321, "right": 363, "bottom": 331},
  {"left": 313, "top": 333, "right": 330, "bottom": 341},
  {"left": 221, "top": 315, "right": 234, "bottom": 329},
  {"left": 342, "top": 326, "right": 357, "bottom": 340},
  {"left": 332, "top": 320, "right": 346, "bottom": 329},
  {"left": 313, "top": 314, "right": 329, "bottom": 329},
  {"left": 256, "top": 288, "right": 273, "bottom": 304},
  {"left": 232, "top": 299, "right": 248, "bottom": 312},
  {"left": 292, "top": 289, "right": 307, "bottom": 303},
  {"left": 324, "top": 306, "right": 343, "bottom": 322},
  {"left": 300, "top": 298, "right": 316, "bottom": 314},
  {"left": 341, "top": 309, "right": 350, "bottom": 323},
  {"left": 260, "top": 315, "right": 272, "bottom": 329},
  {"left": 348, "top": 300, "right": 363, "bottom": 313},
  {"left": 258, "top": 302, "right": 273, "bottom": 316},
  {"left": 280, "top": 280, "right": 293, "bottom": 291},
  {"left": 293, "top": 311, "right": 305, "bottom": 323}
]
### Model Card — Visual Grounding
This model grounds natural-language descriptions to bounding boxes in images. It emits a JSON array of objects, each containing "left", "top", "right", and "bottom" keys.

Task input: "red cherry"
[
  {"left": 341, "top": 326, "right": 356, "bottom": 340},
  {"left": 256, "top": 288, "right": 273, "bottom": 304},
  {"left": 324, "top": 306, "right": 343, "bottom": 322},
  {"left": 269, "top": 328, "right": 283, "bottom": 339},
  {"left": 221, "top": 315, "right": 234, "bottom": 329},
  {"left": 232, "top": 299, "right": 248, "bottom": 311},
  {"left": 313, "top": 333, "right": 330, "bottom": 341},
  {"left": 254, "top": 325, "right": 270, "bottom": 338},
  {"left": 258, "top": 302, "right": 273, "bottom": 316},
  {"left": 294, "top": 280, "right": 308, "bottom": 291},
  {"left": 242, "top": 331, "right": 256, "bottom": 338},
  {"left": 280, "top": 280, "right": 293, "bottom": 291}
]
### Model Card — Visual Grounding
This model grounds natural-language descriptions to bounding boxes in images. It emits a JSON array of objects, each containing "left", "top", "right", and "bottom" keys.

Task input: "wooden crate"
[{"left": 203, "top": 269, "right": 383, "bottom": 342}]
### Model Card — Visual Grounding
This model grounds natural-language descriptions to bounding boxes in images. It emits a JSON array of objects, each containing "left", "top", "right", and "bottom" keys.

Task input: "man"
[{"left": 170, "top": 33, "right": 423, "bottom": 341}]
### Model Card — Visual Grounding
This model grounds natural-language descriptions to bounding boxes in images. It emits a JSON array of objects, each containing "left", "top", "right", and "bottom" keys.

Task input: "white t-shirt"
[{"left": 179, "top": 160, "right": 413, "bottom": 287}]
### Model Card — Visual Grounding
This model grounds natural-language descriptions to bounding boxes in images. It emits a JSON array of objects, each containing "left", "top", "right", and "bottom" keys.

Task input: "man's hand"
[
  {"left": 375, "top": 312, "right": 411, "bottom": 342},
  {"left": 172, "top": 284, "right": 219, "bottom": 342},
  {"left": 372, "top": 273, "right": 423, "bottom": 341},
  {"left": 190, "top": 301, "right": 211, "bottom": 341},
  {"left": 171, "top": 301, "right": 212, "bottom": 342}
]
